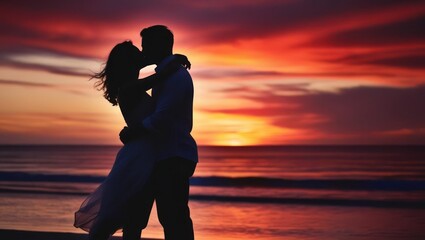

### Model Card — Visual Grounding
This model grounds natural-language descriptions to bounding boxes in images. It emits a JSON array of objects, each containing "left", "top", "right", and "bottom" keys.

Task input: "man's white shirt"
[{"left": 142, "top": 55, "right": 198, "bottom": 163}]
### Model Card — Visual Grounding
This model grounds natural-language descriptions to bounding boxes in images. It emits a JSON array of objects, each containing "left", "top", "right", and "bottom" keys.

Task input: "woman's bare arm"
[{"left": 122, "top": 54, "right": 191, "bottom": 92}]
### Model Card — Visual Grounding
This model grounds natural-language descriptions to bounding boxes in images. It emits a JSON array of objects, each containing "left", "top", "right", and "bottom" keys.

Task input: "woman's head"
[{"left": 92, "top": 41, "right": 141, "bottom": 105}]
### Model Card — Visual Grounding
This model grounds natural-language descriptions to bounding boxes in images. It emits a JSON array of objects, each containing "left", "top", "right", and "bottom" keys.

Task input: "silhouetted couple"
[{"left": 74, "top": 25, "right": 198, "bottom": 240}]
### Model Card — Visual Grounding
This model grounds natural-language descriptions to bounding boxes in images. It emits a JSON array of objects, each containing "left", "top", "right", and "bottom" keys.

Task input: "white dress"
[{"left": 74, "top": 91, "right": 156, "bottom": 233}]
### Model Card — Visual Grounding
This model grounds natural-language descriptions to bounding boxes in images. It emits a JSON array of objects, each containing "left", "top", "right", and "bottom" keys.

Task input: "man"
[{"left": 120, "top": 25, "right": 198, "bottom": 240}]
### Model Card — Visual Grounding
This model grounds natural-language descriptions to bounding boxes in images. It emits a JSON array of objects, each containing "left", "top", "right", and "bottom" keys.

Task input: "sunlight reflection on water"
[{"left": 1, "top": 193, "right": 425, "bottom": 240}]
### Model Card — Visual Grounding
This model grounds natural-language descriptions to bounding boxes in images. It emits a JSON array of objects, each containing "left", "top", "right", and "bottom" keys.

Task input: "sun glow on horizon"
[{"left": 192, "top": 112, "right": 306, "bottom": 146}]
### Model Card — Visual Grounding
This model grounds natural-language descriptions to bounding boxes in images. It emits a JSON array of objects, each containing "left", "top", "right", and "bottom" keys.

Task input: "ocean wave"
[
  {"left": 190, "top": 176, "right": 425, "bottom": 191},
  {"left": 0, "top": 171, "right": 104, "bottom": 183},
  {"left": 1, "top": 171, "right": 425, "bottom": 191},
  {"left": 0, "top": 187, "right": 424, "bottom": 209}
]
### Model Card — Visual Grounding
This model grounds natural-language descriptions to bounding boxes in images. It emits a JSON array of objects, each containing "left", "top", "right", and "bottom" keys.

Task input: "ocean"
[{"left": 0, "top": 145, "right": 424, "bottom": 240}]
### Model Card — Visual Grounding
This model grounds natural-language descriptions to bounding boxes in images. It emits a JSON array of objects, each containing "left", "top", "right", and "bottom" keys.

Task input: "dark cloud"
[
  {"left": 0, "top": 79, "right": 53, "bottom": 88},
  {"left": 0, "top": 0, "right": 152, "bottom": 22},
  {"left": 0, "top": 61, "right": 91, "bottom": 78},
  {"left": 0, "top": 51, "right": 93, "bottom": 78},
  {"left": 207, "top": 84, "right": 425, "bottom": 143},
  {"left": 286, "top": 85, "right": 425, "bottom": 133},
  {"left": 220, "top": 83, "right": 314, "bottom": 97},
  {"left": 300, "top": 13, "right": 425, "bottom": 78},
  {"left": 266, "top": 83, "right": 314, "bottom": 95},
  {"left": 326, "top": 51, "right": 425, "bottom": 70},
  {"left": 192, "top": 68, "right": 399, "bottom": 80},
  {"left": 312, "top": 15, "right": 425, "bottom": 47},
  {"left": 1, "top": 0, "right": 424, "bottom": 75},
  {"left": 1, "top": 0, "right": 422, "bottom": 47},
  {"left": 360, "top": 55, "right": 425, "bottom": 70},
  {"left": 178, "top": 0, "right": 419, "bottom": 42},
  {"left": 193, "top": 69, "right": 285, "bottom": 79},
  {"left": 0, "top": 79, "right": 87, "bottom": 95}
]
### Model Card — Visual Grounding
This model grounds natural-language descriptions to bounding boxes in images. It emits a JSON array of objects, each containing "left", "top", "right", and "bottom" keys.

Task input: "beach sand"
[{"left": 0, "top": 229, "right": 161, "bottom": 240}]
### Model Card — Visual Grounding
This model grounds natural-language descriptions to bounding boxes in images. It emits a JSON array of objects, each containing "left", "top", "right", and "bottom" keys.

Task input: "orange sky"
[{"left": 1, "top": 0, "right": 425, "bottom": 145}]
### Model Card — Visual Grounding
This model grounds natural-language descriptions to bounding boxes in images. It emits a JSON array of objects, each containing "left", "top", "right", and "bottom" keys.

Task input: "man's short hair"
[{"left": 140, "top": 25, "right": 174, "bottom": 52}]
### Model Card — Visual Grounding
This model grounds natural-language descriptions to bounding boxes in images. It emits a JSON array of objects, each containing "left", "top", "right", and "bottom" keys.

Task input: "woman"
[{"left": 74, "top": 41, "right": 190, "bottom": 240}]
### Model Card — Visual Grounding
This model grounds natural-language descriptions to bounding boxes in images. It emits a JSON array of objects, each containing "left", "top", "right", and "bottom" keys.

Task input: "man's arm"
[
  {"left": 143, "top": 69, "right": 189, "bottom": 134},
  {"left": 119, "top": 69, "right": 190, "bottom": 143}
]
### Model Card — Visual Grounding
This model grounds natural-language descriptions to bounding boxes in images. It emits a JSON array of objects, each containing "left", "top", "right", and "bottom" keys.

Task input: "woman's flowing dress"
[{"left": 74, "top": 89, "right": 156, "bottom": 233}]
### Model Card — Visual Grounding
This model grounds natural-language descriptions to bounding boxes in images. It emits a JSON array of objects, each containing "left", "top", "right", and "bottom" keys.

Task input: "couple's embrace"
[{"left": 74, "top": 25, "right": 198, "bottom": 240}]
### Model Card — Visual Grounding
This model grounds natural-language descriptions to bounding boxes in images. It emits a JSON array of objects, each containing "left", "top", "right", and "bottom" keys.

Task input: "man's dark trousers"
[{"left": 123, "top": 157, "right": 196, "bottom": 240}]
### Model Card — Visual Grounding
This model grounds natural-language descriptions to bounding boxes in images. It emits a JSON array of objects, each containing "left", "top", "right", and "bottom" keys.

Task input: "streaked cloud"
[
  {"left": 0, "top": 0, "right": 424, "bottom": 144},
  {"left": 203, "top": 84, "right": 425, "bottom": 144},
  {"left": 0, "top": 78, "right": 87, "bottom": 96},
  {"left": 0, "top": 79, "right": 54, "bottom": 88},
  {"left": 0, "top": 112, "right": 122, "bottom": 144}
]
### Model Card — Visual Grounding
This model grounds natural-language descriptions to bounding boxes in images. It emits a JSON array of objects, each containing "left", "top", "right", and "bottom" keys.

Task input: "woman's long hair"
[{"left": 91, "top": 41, "right": 140, "bottom": 106}]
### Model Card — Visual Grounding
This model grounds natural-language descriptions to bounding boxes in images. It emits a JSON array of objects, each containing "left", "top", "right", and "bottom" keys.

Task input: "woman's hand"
[
  {"left": 155, "top": 54, "right": 191, "bottom": 83},
  {"left": 174, "top": 54, "right": 191, "bottom": 70},
  {"left": 138, "top": 53, "right": 152, "bottom": 69}
]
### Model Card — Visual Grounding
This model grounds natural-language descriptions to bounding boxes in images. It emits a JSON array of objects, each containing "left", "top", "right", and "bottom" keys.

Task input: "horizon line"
[{"left": 0, "top": 144, "right": 424, "bottom": 147}]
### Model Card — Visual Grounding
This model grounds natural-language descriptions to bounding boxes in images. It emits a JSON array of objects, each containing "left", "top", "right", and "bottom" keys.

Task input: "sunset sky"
[{"left": 1, "top": 0, "right": 424, "bottom": 145}]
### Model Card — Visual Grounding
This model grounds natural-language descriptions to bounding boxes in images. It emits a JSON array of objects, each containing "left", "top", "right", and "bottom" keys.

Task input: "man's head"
[{"left": 140, "top": 25, "right": 174, "bottom": 64}]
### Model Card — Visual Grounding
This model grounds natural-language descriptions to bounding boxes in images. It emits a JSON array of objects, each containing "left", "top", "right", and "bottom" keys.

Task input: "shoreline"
[{"left": 0, "top": 229, "right": 161, "bottom": 240}]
